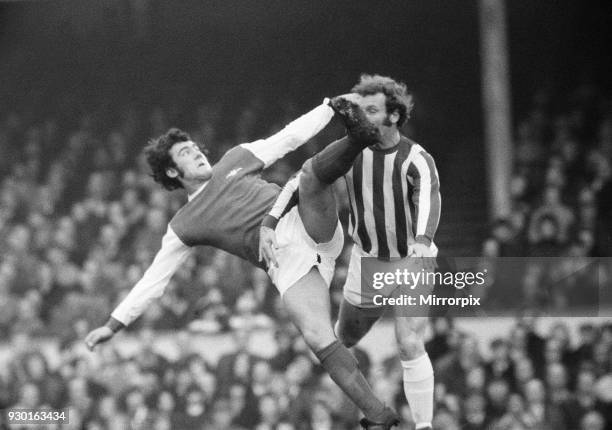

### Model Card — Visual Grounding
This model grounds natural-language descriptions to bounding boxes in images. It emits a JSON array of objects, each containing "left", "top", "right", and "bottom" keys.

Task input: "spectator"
[
  {"left": 172, "top": 385, "right": 207, "bottom": 430},
  {"left": 580, "top": 411, "right": 606, "bottom": 430},
  {"left": 207, "top": 397, "right": 248, "bottom": 430},
  {"left": 486, "top": 339, "right": 515, "bottom": 387},
  {"left": 461, "top": 393, "right": 490, "bottom": 430},
  {"left": 522, "top": 378, "right": 565, "bottom": 430},
  {"left": 528, "top": 214, "right": 567, "bottom": 256}
]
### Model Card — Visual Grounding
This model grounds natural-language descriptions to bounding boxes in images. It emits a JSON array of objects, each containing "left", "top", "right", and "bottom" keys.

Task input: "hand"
[
  {"left": 408, "top": 243, "right": 437, "bottom": 271},
  {"left": 84, "top": 326, "right": 114, "bottom": 351},
  {"left": 258, "top": 226, "right": 279, "bottom": 268}
]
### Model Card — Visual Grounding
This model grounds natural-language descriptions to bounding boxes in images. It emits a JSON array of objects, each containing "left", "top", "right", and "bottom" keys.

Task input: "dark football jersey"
[{"left": 170, "top": 146, "right": 280, "bottom": 269}]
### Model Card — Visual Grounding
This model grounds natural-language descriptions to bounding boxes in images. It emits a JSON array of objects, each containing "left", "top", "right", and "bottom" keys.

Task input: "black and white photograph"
[{"left": 0, "top": 1, "right": 611, "bottom": 429}]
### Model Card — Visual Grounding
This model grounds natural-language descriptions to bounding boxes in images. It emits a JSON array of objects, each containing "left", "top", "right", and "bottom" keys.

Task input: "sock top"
[{"left": 315, "top": 339, "right": 342, "bottom": 362}]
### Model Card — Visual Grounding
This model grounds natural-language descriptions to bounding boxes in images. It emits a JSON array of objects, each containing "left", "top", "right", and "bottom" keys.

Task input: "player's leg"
[
  {"left": 335, "top": 243, "right": 384, "bottom": 347},
  {"left": 394, "top": 314, "right": 434, "bottom": 430},
  {"left": 298, "top": 99, "right": 379, "bottom": 242},
  {"left": 282, "top": 267, "right": 397, "bottom": 424},
  {"left": 335, "top": 298, "right": 382, "bottom": 347},
  {"left": 297, "top": 158, "right": 339, "bottom": 243}
]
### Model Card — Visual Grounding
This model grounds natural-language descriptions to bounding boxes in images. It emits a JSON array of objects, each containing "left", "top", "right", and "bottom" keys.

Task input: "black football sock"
[
  {"left": 315, "top": 340, "right": 386, "bottom": 421},
  {"left": 311, "top": 137, "right": 370, "bottom": 184}
]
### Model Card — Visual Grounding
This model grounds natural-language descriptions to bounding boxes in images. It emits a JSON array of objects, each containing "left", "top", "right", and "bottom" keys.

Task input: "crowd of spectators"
[
  {"left": 0, "top": 83, "right": 611, "bottom": 429},
  {"left": 1, "top": 317, "right": 611, "bottom": 429},
  {"left": 483, "top": 83, "right": 612, "bottom": 258},
  {"left": 480, "top": 84, "right": 612, "bottom": 313}
]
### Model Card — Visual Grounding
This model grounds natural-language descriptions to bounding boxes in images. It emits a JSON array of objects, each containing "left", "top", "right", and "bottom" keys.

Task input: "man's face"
[
  {"left": 359, "top": 92, "right": 399, "bottom": 132},
  {"left": 167, "top": 140, "right": 212, "bottom": 184}
]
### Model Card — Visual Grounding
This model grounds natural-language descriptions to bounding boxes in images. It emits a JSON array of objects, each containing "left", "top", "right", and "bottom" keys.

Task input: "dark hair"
[
  {"left": 351, "top": 74, "right": 414, "bottom": 126},
  {"left": 144, "top": 128, "right": 191, "bottom": 190}
]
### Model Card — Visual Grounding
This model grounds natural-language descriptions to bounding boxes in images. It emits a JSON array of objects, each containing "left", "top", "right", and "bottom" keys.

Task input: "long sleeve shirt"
[
  {"left": 344, "top": 136, "right": 441, "bottom": 259},
  {"left": 111, "top": 100, "right": 334, "bottom": 326}
]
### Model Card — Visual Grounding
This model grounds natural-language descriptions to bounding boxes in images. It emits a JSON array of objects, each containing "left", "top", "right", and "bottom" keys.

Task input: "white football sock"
[{"left": 401, "top": 353, "right": 434, "bottom": 429}]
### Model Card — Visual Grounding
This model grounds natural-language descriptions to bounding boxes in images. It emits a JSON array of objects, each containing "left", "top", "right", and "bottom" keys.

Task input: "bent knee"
[
  {"left": 396, "top": 330, "right": 426, "bottom": 358},
  {"left": 300, "top": 159, "right": 321, "bottom": 194},
  {"left": 301, "top": 324, "right": 335, "bottom": 352},
  {"left": 335, "top": 318, "right": 373, "bottom": 348},
  {"left": 336, "top": 324, "right": 360, "bottom": 348}
]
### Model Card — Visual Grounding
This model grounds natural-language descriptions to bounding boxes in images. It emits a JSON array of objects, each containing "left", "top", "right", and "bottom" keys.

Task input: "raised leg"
[
  {"left": 298, "top": 158, "right": 339, "bottom": 243},
  {"left": 298, "top": 97, "right": 379, "bottom": 243}
]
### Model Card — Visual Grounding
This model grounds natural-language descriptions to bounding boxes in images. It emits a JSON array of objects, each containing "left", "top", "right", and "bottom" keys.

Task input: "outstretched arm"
[
  {"left": 241, "top": 99, "right": 335, "bottom": 168},
  {"left": 85, "top": 226, "right": 192, "bottom": 350}
]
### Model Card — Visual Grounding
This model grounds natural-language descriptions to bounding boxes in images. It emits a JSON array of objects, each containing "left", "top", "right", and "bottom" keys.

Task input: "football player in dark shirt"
[{"left": 85, "top": 96, "right": 399, "bottom": 429}]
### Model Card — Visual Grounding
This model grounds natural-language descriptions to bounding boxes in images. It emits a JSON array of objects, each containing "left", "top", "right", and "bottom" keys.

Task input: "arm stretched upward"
[{"left": 241, "top": 98, "right": 334, "bottom": 168}]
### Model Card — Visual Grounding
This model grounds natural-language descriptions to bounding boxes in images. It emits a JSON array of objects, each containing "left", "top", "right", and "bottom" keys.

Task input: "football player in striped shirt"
[
  {"left": 338, "top": 75, "right": 440, "bottom": 430},
  {"left": 85, "top": 96, "right": 399, "bottom": 428},
  {"left": 262, "top": 75, "right": 440, "bottom": 430}
]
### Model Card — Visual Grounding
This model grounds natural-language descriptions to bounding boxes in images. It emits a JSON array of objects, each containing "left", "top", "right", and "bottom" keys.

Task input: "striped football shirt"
[{"left": 344, "top": 135, "right": 441, "bottom": 259}]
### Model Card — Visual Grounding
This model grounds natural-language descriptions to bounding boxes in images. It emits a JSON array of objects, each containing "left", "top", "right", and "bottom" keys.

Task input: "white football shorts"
[
  {"left": 267, "top": 206, "right": 343, "bottom": 296},
  {"left": 343, "top": 242, "right": 438, "bottom": 308}
]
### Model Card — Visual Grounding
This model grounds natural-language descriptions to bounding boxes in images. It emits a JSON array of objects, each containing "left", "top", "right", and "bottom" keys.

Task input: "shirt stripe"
[
  {"left": 372, "top": 150, "right": 389, "bottom": 259},
  {"left": 361, "top": 150, "right": 378, "bottom": 256},
  {"left": 352, "top": 153, "right": 371, "bottom": 252},
  {"left": 345, "top": 167, "right": 357, "bottom": 242},
  {"left": 382, "top": 152, "right": 398, "bottom": 257},
  {"left": 391, "top": 143, "right": 410, "bottom": 256},
  {"left": 400, "top": 150, "right": 412, "bottom": 247},
  {"left": 424, "top": 153, "right": 442, "bottom": 238},
  {"left": 411, "top": 155, "right": 430, "bottom": 236}
]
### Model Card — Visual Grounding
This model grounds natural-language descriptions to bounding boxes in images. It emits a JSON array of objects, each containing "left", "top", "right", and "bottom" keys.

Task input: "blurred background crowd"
[
  {"left": 1, "top": 0, "right": 611, "bottom": 429},
  {"left": 0, "top": 315, "right": 611, "bottom": 430},
  {"left": 482, "top": 84, "right": 612, "bottom": 258}
]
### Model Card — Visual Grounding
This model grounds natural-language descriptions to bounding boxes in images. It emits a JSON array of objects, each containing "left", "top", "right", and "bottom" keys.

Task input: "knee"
[
  {"left": 335, "top": 320, "right": 359, "bottom": 348},
  {"left": 335, "top": 315, "right": 376, "bottom": 349},
  {"left": 301, "top": 323, "right": 335, "bottom": 352},
  {"left": 396, "top": 329, "right": 425, "bottom": 359},
  {"left": 299, "top": 159, "right": 320, "bottom": 195}
]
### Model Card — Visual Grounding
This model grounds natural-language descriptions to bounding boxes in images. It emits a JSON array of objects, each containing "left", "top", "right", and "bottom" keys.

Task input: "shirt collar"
[{"left": 187, "top": 181, "right": 208, "bottom": 201}]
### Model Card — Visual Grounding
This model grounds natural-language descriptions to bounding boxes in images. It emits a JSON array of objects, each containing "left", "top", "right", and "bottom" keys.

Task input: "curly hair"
[
  {"left": 144, "top": 128, "right": 191, "bottom": 190},
  {"left": 351, "top": 74, "right": 414, "bottom": 126}
]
